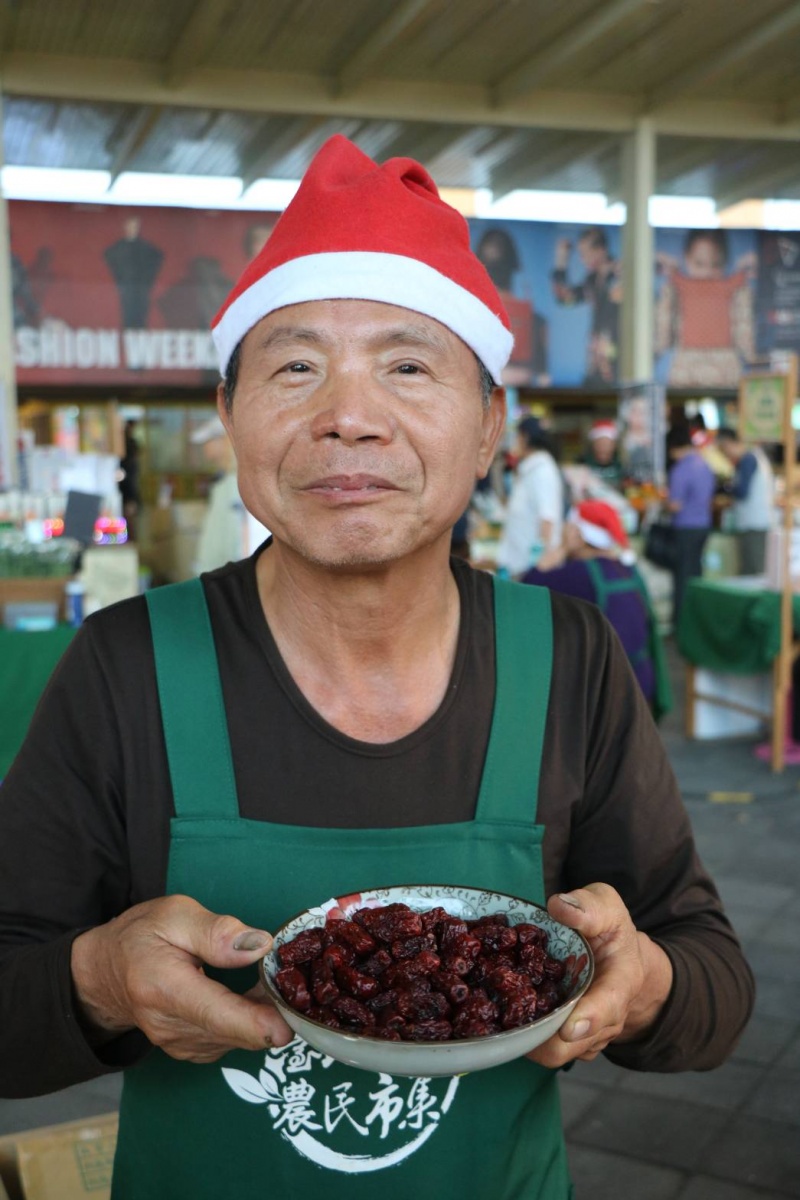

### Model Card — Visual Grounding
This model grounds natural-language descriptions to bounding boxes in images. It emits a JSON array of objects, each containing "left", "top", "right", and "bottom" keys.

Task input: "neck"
[{"left": 255, "top": 539, "right": 462, "bottom": 742}]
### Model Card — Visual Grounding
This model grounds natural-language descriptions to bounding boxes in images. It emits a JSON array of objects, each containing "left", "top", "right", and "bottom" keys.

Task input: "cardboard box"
[{"left": 0, "top": 1114, "right": 117, "bottom": 1200}]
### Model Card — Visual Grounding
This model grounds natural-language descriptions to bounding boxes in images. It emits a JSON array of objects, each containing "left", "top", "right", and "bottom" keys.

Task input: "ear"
[
  {"left": 476, "top": 387, "right": 507, "bottom": 478},
  {"left": 216, "top": 382, "right": 231, "bottom": 435}
]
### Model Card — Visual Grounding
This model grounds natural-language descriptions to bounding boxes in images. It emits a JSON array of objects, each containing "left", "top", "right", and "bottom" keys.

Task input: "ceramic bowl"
[{"left": 259, "top": 884, "right": 594, "bottom": 1078}]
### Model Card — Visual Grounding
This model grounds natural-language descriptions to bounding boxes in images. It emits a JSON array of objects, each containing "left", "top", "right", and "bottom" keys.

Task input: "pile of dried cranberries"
[{"left": 273, "top": 901, "right": 567, "bottom": 1042}]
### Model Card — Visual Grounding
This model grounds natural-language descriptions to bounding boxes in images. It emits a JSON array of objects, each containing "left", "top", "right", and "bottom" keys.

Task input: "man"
[
  {"left": 577, "top": 418, "right": 625, "bottom": 489},
  {"left": 551, "top": 226, "right": 621, "bottom": 386},
  {"left": 717, "top": 426, "right": 775, "bottom": 575},
  {"left": 496, "top": 415, "right": 564, "bottom": 578},
  {"left": 104, "top": 216, "right": 164, "bottom": 330},
  {"left": 666, "top": 423, "right": 716, "bottom": 628},
  {"left": 191, "top": 413, "right": 250, "bottom": 575},
  {"left": 0, "top": 137, "right": 753, "bottom": 1199}
]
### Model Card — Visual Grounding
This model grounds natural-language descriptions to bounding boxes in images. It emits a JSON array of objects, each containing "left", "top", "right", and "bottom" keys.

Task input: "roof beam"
[
  {"left": 5, "top": 54, "right": 800, "bottom": 143},
  {"left": 334, "top": 0, "right": 433, "bottom": 96},
  {"left": 492, "top": 0, "right": 650, "bottom": 108},
  {"left": 0, "top": 1, "right": 18, "bottom": 57},
  {"left": 645, "top": 6, "right": 800, "bottom": 112},
  {"left": 715, "top": 154, "right": 800, "bottom": 210},
  {"left": 491, "top": 132, "right": 616, "bottom": 201},
  {"left": 239, "top": 114, "right": 329, "bottom": 193},
  {"left": 106, "top": 104, "right": 164, "bottom": 185},
  {"left": 778, "top": 89, "right": 800, "bottom": 125},
  {"left": 164, "top": 0, "right": 231, "bottom": 90}
]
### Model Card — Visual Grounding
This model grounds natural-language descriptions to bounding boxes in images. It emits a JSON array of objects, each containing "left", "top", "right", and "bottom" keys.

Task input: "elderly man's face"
[{"left": 221, "top": 299, "right": 504, "bottom": 569}]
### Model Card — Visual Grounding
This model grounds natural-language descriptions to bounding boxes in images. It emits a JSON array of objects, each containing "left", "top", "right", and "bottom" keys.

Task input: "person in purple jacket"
[
  {"left": 522, "top": 500, "right": 671, "bottom": 718},
  {"left": 666, "top": 423, "right": 717, "bottom": 628}
]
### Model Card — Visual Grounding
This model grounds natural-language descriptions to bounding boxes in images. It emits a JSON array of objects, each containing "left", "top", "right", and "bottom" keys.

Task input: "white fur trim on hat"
[{"left": 212, "top": 250, "right": 514, "bottom": 385}]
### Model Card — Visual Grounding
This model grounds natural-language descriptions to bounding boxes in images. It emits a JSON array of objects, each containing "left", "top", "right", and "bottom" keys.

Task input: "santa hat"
[
  {"left": 211, "top": 135, "right": 513, "bottom": 383},
  {"left": 571, "top": 500, "right": 635, "bottom": 564},
  {"left": 588, "top": 420, "right": 618, "bottom": 441}
]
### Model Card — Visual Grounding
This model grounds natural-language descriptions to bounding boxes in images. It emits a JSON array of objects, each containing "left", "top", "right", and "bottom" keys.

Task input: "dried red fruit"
[
  {"left": 275, "top": 900, "right": 568, "bottom": 1041},
  {"left": 279, "top": 929, "right": 325, "bottom": 965},
  {"left": 275, "top": 966, "right": 311, "bottom": 1012}
]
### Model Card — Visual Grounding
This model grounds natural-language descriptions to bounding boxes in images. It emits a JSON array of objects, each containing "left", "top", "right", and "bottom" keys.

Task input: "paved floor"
[{"left": 2, "top": 641, "right": 799, "bottom": 1197}]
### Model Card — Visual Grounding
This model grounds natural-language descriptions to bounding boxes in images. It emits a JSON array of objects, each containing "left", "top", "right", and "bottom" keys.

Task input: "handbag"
[{"left": 644, "top": 519, "right": 677, "bottom": 571}]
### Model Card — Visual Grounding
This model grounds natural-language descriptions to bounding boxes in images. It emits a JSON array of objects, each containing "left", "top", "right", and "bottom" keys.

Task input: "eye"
[
  {"left": 396, "top": 362, "right": 424, "bottom": 375},
  {"left": 284, "top": 361, "right": 310, "bottom": 373}
]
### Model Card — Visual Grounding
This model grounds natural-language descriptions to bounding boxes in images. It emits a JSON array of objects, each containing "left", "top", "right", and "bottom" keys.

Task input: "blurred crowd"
[{"left": 460, "top": 411, "right": 776, "bottom": 721}]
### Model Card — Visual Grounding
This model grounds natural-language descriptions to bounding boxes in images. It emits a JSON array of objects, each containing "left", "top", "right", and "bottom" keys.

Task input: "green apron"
[
  {"left": 112, "top": 576, "right": 573, "bottom": 1199},
  {"left": 584, "top": 558, "right": 673, "bottom": 721}
]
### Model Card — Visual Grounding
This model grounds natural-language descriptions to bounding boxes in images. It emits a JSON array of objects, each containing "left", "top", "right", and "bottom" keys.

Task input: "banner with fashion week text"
[
  {"left": 9, "top": 201, "right": 280, "bottom": 387},
  {"left": 8, "top": 199, "right": 800, "bottom": 391}
]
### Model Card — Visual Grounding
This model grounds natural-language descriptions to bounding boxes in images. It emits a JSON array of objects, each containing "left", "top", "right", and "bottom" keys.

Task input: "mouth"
[{"left": 304, "top": 474, "right": 398, "bottom": 500}]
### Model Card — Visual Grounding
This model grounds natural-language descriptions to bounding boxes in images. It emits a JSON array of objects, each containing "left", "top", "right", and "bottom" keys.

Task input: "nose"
[{"left": 309, "top": 366, "right": 395, "bottom": 447}]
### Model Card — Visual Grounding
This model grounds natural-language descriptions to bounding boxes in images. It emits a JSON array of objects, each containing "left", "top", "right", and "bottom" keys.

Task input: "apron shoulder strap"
[
  {"left": 476, "top": 578, "right": 553, "bottom": 825},
  {"left": 146, "top": 579, "right": 239, "bottom": 820}
]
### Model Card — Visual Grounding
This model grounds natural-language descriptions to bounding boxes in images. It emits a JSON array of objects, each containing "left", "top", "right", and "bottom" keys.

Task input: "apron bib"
[
  {"left": 584, "top": 557, "right": 673, "bottom": 721},
  {"left": 113, "top": 577, "right": 573, "bottom": 1199}
]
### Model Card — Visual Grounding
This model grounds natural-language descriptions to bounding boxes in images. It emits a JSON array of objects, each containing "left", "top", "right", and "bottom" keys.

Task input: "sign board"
[{"left": 739, "top": 372, "right": 789, "bottom": 443}]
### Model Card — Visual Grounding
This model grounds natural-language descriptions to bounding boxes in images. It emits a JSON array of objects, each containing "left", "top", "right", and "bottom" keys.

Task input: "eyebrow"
[{"left": 254, "top": 322, "right": 453, "bottom": 356}]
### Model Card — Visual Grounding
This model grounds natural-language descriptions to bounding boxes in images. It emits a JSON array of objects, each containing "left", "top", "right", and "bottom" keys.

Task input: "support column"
[
  {"left": 620, "top": 117, "right": 656, "bottom": 382},
  {"left": 0, "top": 85, "right": 18, "bottom": 487}
]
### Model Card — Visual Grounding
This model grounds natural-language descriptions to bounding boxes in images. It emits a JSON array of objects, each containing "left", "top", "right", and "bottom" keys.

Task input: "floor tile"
[
  {"left": 558, "top": 1079, "right": 603, "bottom": 1131},
  {"left": 703, "top": 1115, "right": 800, "bottom": 1196},
  {"left": 732, "top": 1014, "right": 800, "bottom": 1067},
  {"left": 619, "top": 1058, "right": 765, "bottom": 1110},
  {"left": 568, "top": 1092, "right": 730, "bottom": 1172},
  {"left": 745, "top": 1069, "right": 800, "bottom": 1126},
  {"left": 566, "top": 1145, "right": 685, "bottom": 1200},
  {"left": 678, "top": 1177, "right": 796, "bottom": 1200}
]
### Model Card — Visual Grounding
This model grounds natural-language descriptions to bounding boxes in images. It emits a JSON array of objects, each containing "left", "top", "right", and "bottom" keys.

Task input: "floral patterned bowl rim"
[{"left": 259, "top": 884, "right": 594, "bottom": 1074}]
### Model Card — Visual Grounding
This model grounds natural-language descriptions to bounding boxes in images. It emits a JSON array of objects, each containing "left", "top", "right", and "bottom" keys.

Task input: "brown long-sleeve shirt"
[{"left": 0, "top": 553, "right": 754, "bottom": 1097}]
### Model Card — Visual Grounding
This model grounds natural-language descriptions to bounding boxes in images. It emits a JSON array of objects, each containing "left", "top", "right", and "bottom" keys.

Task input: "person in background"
[
  {"left": 496, "top": 414, "right": 564, "bottom": 578},
  {"left": 191, "top": 414, "right": 252, "bottom": 575},
  {"left": 577, "top": 419, "right": 625, "bottom": 490},
  {"left": 716, "top": 427, "right": 775, "bottom": 575},
  {"left": 118, "top": 418, "right": 142, "bottom": 542},
  {"left": 551, "top": 227, "right": 621, "bottom": 386},
  {"left": 655, "top": 230, "right": 756, "bottom": 390},
  {"left": 474, "top": 227, "right": 550, "bottom": 387},
  {"left": 666, "top": 424, "right": 716, "bottom": 628},
  {"left": 522, "top": 500, "right": 670, "bottom": 719}
]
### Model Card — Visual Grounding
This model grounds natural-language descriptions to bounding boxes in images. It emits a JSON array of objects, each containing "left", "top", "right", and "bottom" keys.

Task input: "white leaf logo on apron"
[{"left": 222, "top": 1036, "right": 460, "bottom": 1173}]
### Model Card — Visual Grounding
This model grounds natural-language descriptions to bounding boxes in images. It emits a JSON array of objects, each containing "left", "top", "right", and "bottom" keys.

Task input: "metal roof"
[{"left": 1, "top": 0, "right": 800, "bottom": 207}]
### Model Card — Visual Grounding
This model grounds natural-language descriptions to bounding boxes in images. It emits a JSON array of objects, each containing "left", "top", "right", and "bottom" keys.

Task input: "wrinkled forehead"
[{"left": 243, "top": 298, "right": 474, "bottom": 361}]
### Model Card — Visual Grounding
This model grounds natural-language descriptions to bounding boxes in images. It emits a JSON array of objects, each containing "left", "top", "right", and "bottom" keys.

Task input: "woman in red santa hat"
[{"left": 522, "top": 500, "right": 671, "bottom": 719}]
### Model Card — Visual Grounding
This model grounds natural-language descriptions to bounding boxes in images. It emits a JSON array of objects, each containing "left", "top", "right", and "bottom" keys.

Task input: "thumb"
[{"left": 159, "top": 896, "right": 274, "bottom": 969}]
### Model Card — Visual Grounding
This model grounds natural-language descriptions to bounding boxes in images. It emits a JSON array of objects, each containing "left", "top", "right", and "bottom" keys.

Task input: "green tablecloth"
[
  {"left": 0, "top": 625, "right": 76, "bottom": 778},
  {"left": 677, "top": 579, "right": 800, "bottom": 673}
]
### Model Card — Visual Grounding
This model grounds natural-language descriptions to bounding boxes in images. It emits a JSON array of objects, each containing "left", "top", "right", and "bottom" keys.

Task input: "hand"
[
  {"left": 554, "top": 238, "right": 572, "bottom": 268},
  {"left": 71, "top": 895, "right": 294, "bottom": 1064},
  {"left": 526, "top": 883, "right": 673, "bottom": 1069}
]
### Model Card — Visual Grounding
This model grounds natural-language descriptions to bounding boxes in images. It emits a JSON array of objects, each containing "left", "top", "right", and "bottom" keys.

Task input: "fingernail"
[
  {"left": 558, "top": 893, "right": 584, "bottom": 911},
  {"left": 233, "top": 930, "right": 273, "bottom": 952},
  {"left": 565, "top": 1018, "right": 591, "bottom": 1041},
  {"left": 264, "top": 1035, "right": 273, "bottom": 1049}
]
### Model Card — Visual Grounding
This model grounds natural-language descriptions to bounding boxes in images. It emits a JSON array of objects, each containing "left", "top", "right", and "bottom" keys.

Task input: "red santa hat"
[
  {"left": 588, "top": 420, "right": 618, "bottom": 442},
  {"left": 211, "top": 135, "right": 513, "bottom": 383},
  {"left": 571, "top": 500, "right": 632, "bottom": 560}
]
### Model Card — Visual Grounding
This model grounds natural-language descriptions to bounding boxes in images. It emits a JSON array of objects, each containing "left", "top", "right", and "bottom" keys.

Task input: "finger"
[
  {"left": 546, "top": 882, "right": 625, "bottom": 942},
  {"left": 152, "top": 895, "right": 275, "bottom": 969},
  {"left": 143, "top": 966, "right": 293, "bottom": 1055}
]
